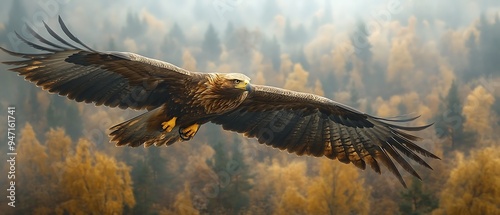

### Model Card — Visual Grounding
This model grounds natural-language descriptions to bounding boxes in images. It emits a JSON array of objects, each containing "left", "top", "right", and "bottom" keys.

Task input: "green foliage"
[
  {"left": 433, "top": 80, "right": 476, "bottom": 152},
  {"left": 47, "top": 96, "right": 83, "bottom": 141},
  {"left": 261, "top": 35, "right": 281, "bottom": 71},
  {"left": 205, "top": 140, "right": 252, "bottom": 214},
  {"left": 201, "top": 23, "right": 222, "bottom": 63},
  {"left": 399, "top": 178, "right": 438, "bottom": 215}
]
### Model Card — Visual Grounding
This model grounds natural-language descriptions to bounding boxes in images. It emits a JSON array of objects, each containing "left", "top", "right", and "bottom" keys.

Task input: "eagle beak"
[{"left": 245, "top": 82, "right": 253, "bottom": 92}]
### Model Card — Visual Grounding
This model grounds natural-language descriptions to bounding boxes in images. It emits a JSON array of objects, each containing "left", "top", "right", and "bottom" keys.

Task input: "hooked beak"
[{"left": 245, "top": 82, "right": 253, "bottom": 92}]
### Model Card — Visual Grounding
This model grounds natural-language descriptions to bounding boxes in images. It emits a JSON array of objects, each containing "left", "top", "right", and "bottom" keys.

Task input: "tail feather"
[{"left": 109, "top": 107, "right": 183, "bottom": 147}]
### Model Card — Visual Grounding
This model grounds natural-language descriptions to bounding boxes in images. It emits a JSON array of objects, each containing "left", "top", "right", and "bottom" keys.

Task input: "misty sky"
[{"left": 1, "top": 0, "right": 499, "bottom": 53}]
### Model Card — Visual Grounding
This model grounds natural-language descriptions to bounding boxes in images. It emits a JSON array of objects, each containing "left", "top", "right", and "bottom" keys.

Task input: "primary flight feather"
[{"left": 1, "top": 17, "right": 439, "bottom": 187}]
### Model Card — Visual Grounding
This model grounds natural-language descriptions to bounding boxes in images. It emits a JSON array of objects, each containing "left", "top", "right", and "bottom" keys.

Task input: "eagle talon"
[
  {"left": 161, "top": 117, "right": 177, "bottom": 132},
  {"left": 179, "top": 123, "right": 200, "bottom": 140}
]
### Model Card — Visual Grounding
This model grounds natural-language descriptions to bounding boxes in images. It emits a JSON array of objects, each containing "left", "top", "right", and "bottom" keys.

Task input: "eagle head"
[{"left": 219, "top": 73, "right": 252, "bottom": 92}]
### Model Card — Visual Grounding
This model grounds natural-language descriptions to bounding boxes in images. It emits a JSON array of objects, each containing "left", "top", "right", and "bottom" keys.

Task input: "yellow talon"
[
  {"left": 161, "top": 117, "right": 177, "bottom": 132},
  {"left": 180, "top": 123, "right": 200, "bottom": 140}
]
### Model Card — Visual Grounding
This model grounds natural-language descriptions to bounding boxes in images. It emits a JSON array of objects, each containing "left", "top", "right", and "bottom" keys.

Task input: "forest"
[{"left": 0, "top": 0, "right": 499, "bottom": 214}]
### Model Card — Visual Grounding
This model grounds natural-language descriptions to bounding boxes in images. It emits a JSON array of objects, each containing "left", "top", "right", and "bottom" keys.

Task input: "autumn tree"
[
  {"left": 58, "top": 139, "right": 135, "bottom": 214},
  {"left": 283, "top": 63, "right": 311, "bottom": 93},
  {"left": 32, "top": 128, "right": 74, "bottom": 214},
  {"left": 306, "top": 159, "right": 370, "bottom": 215},
  {"left": 248, "top": 159, "right": 309, "bottom": 214},
  {"left": 462, "top": 85, "right": 495, "bottom": 140},
  {"left": 161, "top": 183, "right": 199, "bottom": 215},
  {"left": 433, "top": 147, "right": 500, "bottom": 215},
  {"left": 16, "top": 123, "right": 49, "bottom": 214}
]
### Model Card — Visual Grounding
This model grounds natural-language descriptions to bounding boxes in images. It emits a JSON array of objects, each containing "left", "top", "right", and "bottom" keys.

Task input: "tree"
[
  {"left": 261, "top": 35, "right": 281, "bottom": 71},
  {"left": 161, "top": 183, "right": 199, "bottom": 215},
  {"left": 201, "top": 23, "right": 222, "bottom": 64},
  {"left": 162, "top": 23, "right": 186, "bottom": 66},
  {"left": 433, "top": 147, "right": 500, "bottom": 215},
  {"left": 477, "top": 13, "right": 500, "bottom": 77},
  {"left": 17, "top": 123, "right": 49, "bottom": 214},
  {"left": 131, "top": 158, "right": 154, "bottom": 215},
  {"left": 462, "top": 86, "right": 495, "bottom": 139},
  {"left": 46, "top": 96, "right": 83, "bottom": 141},
  {"left": 58, "top": 139, "right": 135, "bottom": 214},
  {"left": 305, "top": 159, "right": 370, "bottom": 215},
  {"left": 205, "top": 140, "right": 252, "bottom": 214},
  {"left": 399, "top": 178, "right": 438, "bottom": 215},
  {"left": 275, "top": 187, "right": 307, "bottom": 215},
  {"left": 122, "top": 11, "right": 146, "bottom": 38},
  {"left": 351, "top": 21, "right": 373, "bottom": 63},
  {"left": 284, "top": 63, "right": 312, "bottom": 93},
  {"left": 433, "top": 81, "right": 475, "bottom": 152}
]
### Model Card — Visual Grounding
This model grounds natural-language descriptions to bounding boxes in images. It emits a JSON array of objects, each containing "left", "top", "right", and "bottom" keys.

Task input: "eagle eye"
[{"left": 233, "top": 79, "right": 241, "bottom": 84}]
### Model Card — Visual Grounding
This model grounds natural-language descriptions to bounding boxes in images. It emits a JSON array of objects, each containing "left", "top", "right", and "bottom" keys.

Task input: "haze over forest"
[{"left": 0, "top": 0, "right": 500, "bottom": 214}]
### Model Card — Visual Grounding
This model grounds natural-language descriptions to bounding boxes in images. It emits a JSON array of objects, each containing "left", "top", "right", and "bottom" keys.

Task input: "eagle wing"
[
  {"left": 211, "top": 85, "right": 439, "bottom": 187},
  {"left": 1, "top": 17, "right": 195, "bottom": 110}
]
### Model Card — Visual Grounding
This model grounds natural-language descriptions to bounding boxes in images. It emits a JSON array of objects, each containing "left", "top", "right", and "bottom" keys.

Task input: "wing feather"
[
  {"left": 212, "top": 85, "right": 439, "bottom": 187},
  {"left": 1, "top": 17, "right": 196, "bottom": 110}
]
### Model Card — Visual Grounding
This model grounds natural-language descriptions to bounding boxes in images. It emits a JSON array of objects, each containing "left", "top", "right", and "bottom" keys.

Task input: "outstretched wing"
[
  {"left": 211, "top": 85, "right": 439, "bottom": 187},
  {"left": 1, "top": 16, "right": 196, "bottom": 110}
]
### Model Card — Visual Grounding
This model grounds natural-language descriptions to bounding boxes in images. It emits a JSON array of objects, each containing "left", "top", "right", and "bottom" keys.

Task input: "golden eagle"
[{"left": 1, "top": 17, "right": 439, "bottom": 187}]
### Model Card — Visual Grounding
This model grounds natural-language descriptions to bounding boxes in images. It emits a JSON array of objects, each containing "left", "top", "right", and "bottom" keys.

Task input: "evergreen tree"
[
  {"left": 122, "top": 11, "right": 146, "bottom": 38},
  {"left": 433, "top": 81, "right": 475, "bottom": 152},
  {"left": 169, "top": 23, "right": 186, "bottom": 44},
  {"left": 131, "top": 158, "right": 154, "bottom": 215},
  {"left": 201, "top": 23, "right": 222, "bottom": 64},
  {"left": 261, "top": 35, "right": 281, "bottom": 71},
  {"left": 399, "top": 178, "right": 438, "bottom": 215},
  {"left": 162, "top": 23, "right": 185, "bottom": 66},
  {"left": 46, "top": 96, "right": 83, "bottom": 141},
  {"left": 477, "top": 13, "right": 500, "bottom": 77},
  {"left": 351, "top": 22, "right": 372, "bottom": 63},
  {"left": 224, "top": 22, "right": 237, "bottom": 51},
  {"left": 205, "top": 140, "right": 252, "bottom": 214},
  {"left": 464, "top": 32, "right": 480, "bottom": 81}
]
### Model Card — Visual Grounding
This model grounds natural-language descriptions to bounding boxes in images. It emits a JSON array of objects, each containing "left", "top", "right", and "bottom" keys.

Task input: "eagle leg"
[
  {"left": 161, "top": 117, "right": 177, "bottom": 132},
  {"left": 179, "top": 123, "right": 200, "bottom": 140}
]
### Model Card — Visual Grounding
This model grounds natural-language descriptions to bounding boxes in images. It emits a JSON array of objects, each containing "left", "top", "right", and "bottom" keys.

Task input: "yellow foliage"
[
  {"left": 433, "top": 147, "right": 500, "bottom": 215},
  {"left": 58, "top": 139, "right": 135, "bottom": 214},
  {"left": 160, "top": 183, "right": 199, "bottom": 215},
  {"left": 387, "top": 38, "right": 414, "bottom": 83},
  {"left": 283, "top": 63, "right": 311, "bottom": 93},
  {"left": 274, "top": 187, "right": 307, "bottom": 215},
  {"left": 462, "top": 85, "right": 495, "bottom": 137},
  {"left": 18, "top": 123, "right": 48, "bottom": 176},
  {"left": 45, "top": 128, "right": 71, "bottom": 162},
  {"left": 306, "top": 159, "right": 370, "bottom": 215}
]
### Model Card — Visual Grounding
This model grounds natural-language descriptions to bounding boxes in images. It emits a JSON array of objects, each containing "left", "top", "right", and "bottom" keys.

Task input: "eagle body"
[{"left": 1, "top": 17, "right": 440, "bottom": 187}]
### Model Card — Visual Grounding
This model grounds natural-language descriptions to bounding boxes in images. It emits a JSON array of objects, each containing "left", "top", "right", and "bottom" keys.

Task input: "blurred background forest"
[{"left": 1, "top": 0, "right": 500, "bottom": 214}]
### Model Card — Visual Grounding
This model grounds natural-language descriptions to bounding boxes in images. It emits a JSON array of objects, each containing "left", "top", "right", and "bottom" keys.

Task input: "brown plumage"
[{"left": 1, "top": 17, "right": 439, "bottom": 187}]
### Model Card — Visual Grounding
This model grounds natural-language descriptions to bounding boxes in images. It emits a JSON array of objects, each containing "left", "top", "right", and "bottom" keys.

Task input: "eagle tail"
[{"left": 109, "top": 107, "right": 182, "bottom": 147}]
